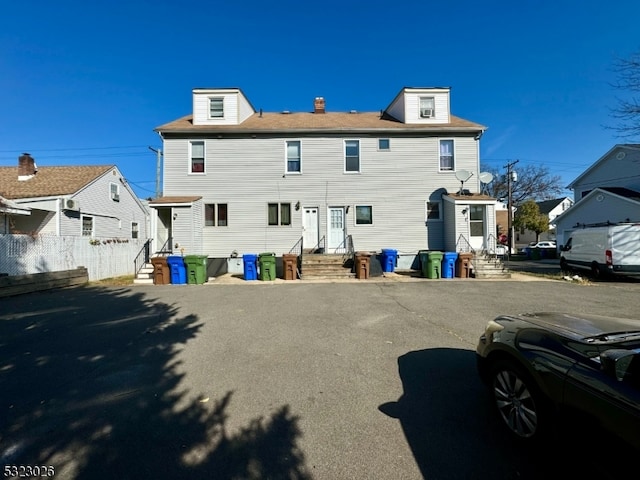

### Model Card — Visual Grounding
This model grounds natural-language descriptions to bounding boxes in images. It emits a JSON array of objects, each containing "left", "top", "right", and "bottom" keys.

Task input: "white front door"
[
  {"left": 469, "top": 205, "right": 485, "bottom": 251},
  {"left": 302, "top": 207, "right": 319, "bottom": 250},
  {"left": 328, "top": 207, "right": 345, "bottom": 251}
]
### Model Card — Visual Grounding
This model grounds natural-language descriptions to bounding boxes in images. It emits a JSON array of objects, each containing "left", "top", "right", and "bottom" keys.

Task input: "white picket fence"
[{"left": 0, "top": 234, "right": 146, "bottom": 281}]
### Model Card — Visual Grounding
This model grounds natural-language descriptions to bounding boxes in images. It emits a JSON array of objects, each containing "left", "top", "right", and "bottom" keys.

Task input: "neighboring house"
[
  {"left": 515, "top": 197, "right": 573, "bottom": 247},
  {"left": 0, "top": 194, "right": 31, "bottom": 234},
  {"left": 152, "top": 86, "right": 496, "bottom": 274},
  {"left": 0, "top": 153, "right": 149, "bottom": 240},
  {"left": 553, "top": 144, "right": 640, "bottom": 247}
]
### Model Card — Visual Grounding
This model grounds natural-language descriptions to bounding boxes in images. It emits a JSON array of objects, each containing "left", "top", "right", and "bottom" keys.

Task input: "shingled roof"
[
  {"left": 0, "top": 165, "right": 113, "bottom": 199},
  {"left": 155, "top": 112, "right": 486, "bottom": 134}
]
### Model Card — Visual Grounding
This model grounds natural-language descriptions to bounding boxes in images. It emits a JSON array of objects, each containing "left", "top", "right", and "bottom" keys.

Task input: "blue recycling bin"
[
  {"left": 167, "top": 256, "right": 187, "bottom": 284},
  {"left": 381, "top": 248, "right": 398, "bottom": 273},
  {"left": 442, "top": 252, "right": 458, "bottom": 279},
  {"left": 243, "top": 254, "right": 258, "bottom": 281}
]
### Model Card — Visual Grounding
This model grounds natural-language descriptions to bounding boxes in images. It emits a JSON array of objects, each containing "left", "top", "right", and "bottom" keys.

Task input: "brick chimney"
[
  {"left": 18, "top": 153, "right": 37, "bottom": 181},
  {"left": 314, "top": 97, "right": 325, "bottom": 114}
]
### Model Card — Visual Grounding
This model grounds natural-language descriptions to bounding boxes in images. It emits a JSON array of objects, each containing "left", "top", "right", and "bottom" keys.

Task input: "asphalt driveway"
[{"left": 1, "top": 278, "right": 639, "bottom": 479}]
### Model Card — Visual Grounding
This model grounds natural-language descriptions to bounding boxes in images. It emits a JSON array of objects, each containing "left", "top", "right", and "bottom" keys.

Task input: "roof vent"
[
  {"left": 281, "top": 110, "right": 290, "bottom": 114},
  {"left": 350, "top": 110, "right": 357, "bottom": 114}
]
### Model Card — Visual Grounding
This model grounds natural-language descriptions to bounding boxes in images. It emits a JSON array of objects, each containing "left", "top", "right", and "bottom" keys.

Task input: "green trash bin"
[
  {"left": 184, "top": 255, "right": 208, "bottom": 284},
  {"left": 259, "top": 252, "right": 276, "bottom": 281},
  {"left": 426, "top": 251, "right": 444, "bottom": 279}
]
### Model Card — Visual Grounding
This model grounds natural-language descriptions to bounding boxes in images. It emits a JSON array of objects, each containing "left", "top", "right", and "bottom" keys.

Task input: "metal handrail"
[
  {"left": 309, "top": 235, "right": 325, "bottom": 254},
  {"left": 456, "top": 234, "right": 475, "bottom": 254},
  {"left": 289, "top": 236, "right": 303, "bottom": 255},
  {"left": 134, "top": 238, "right": 152, "bottom": 275},
  {"left": 341, "top": 235, "right": 354, "bottom": 262},
  {"left": 157, "top": 237, "right": 172, "bottom": 256}
]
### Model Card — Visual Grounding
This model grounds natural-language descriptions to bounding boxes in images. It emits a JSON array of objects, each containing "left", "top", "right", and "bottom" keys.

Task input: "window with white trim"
[
  {"left": 355, "top": 205, "right": 373, "bottom": 225},
  {"left": 268, "top": 203, "right": 291, "bottom": 226},
  {"left": 420, "top": 97, "right": 435, "bottom": 118},
  {"left": 286, "top": 141, "right": 301, "bottom": 173},
  {"left": 190, "top": 141, "right": 205, "bottom": 173},
  {"left": 209, "top": 97, "right": 224, "bottom": 118},
  {"left": 345, "top": 140, "right": 360, "bottom": 172},
  {"left": 131, "top": 222, "right": 139, "bottom": 239},
  {"left": 205, "top": 203, "right": 228, "bottom": 226},
  {"left": 470, "top": 205, "right": 484, "bottom": 236},
  {"left": 82, "top": 215, "right": 94, "bottom": 237},
  {"left": 110, "top": 182, "right": 120, "bottom": 201},
  {"left": 426, "top": 202, "right": 441, "bottom": 221},
  {"left": 378, "top": 139, "right": 390, "bottom": 151},
  {"left": 439, "top": 139, "right": 454, "bottom": 171}
]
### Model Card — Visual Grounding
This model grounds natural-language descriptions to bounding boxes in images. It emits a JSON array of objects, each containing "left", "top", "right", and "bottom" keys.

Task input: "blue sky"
[{"left": 1, "top": 0, "right": 639, "bottom": 199}]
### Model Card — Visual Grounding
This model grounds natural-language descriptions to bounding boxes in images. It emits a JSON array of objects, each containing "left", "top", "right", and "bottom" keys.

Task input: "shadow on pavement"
[
  {"left": 379, "top": 348, "right": 634, "bottom": 479},
  {"left": 0, "top": 286, "right": 310, "bottom": 479}
]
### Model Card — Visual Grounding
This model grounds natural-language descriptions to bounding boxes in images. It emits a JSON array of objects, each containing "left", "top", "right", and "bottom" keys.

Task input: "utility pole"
[
  {"left": 505, "top": 159, "right": 519, "bottom": 255},
  {"left": 149, "top": 146, "right": 162, "bottom": 198}
]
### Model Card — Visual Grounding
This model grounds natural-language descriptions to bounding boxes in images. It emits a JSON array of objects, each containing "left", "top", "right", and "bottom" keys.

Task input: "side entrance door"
[
  {"left": 302, "top": 207, "right": 319, "bottom": 250},
  {"left": 469, "top": 205, "right": 486, "bottom": 251},
  {"left": 328, "top": 206, "right": 345, "bottom": 251}
]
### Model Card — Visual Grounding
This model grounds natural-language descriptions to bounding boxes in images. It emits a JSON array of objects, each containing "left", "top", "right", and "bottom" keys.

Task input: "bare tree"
[
  {"left": 480, "top": 163, "right": 565, "bottom": 204},
  {"left": 608, "top": 50, "right": 640, "bottom": 138}
]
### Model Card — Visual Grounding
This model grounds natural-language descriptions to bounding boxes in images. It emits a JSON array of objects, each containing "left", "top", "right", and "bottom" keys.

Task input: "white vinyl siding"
[
  {"left": 192, "top": 89, "right": 255, "bottom": 125},
  {"left": 163, "top": 135, "right": 480, "bottom": 256}
]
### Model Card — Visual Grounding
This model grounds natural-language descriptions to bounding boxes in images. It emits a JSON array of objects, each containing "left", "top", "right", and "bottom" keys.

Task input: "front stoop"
[
  {"left": 471, "top": 254, "right": 511, "bottom": 279},
  {"left": 134, "top": 263, "right": 154, "bottom": 285},
  {"left": 300, "top": 254, "right": 355, "bottom": 280}
]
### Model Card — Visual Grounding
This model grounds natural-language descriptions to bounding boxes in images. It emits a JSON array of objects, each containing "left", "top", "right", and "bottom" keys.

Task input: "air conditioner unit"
[
  {"left": 420, "top": 108, "right": 433, "bottom": 118},
  {"left": 112, "top": 193, "right": 120, "bottom": 202},
  {"left": 62, "top": 197, "right": 80, "bottom": 211}
]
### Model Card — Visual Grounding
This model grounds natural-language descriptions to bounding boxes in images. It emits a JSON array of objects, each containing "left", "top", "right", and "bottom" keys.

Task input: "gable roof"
[
  {"left": 552, "top": 187, "right": 640, "bottom": 225},
  {"left": 567, "top": 144, "right": 640, "bottom": 188},
  {"left": 155, "top": 111, "right": 486, "bottom": 135},
  {"left": 0, "top": 165, "right": 113, "bottom": 199},
  {"left": 536, "top": 197, "right": 570, "bottom": 214}
]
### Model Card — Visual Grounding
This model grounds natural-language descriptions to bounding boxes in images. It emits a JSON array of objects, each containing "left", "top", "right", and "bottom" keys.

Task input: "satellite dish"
[
  {"left": 479, "top": 171, "right": 494, "bottom": 194},
  {"left": 455, "top": 169, "right": 473, "bottom": 195}
]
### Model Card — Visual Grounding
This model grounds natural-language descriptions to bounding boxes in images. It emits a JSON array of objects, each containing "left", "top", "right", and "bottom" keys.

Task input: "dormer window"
[
  {"left": 209, "top": 97, "right": 224, "bottom": 118},
  {"left": 419, "top": 97, "right": 435, "bottom": 118}
]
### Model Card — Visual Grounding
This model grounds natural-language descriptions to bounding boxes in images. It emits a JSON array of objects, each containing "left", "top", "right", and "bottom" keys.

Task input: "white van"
[{"left": 559, "top": 223, "right": 640, "bottom": 278}]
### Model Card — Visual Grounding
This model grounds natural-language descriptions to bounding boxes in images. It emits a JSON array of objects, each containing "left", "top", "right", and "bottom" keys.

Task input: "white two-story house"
[{"left": 152, "top": 86, "right": 496, "bottom": 275}]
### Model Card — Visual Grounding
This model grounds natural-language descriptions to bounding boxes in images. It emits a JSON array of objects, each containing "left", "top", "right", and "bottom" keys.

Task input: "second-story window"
[
  {"left": 439, "top": 139, "right": 454, "bottom": 171},
  {"left": 345, "top": 140, "right": 360, "bottom": 172},
  {"left": 110, "top": 182, "right": 120, "bottom": 201},
  {"left": 286, "top": 141, "right": 301, "bottom": 173},
  {"left": 190, "top": 141, "right": 205, "bottom": 173},
  {"left": 209, "top": 97, "right": 224, "bottom": 118}
]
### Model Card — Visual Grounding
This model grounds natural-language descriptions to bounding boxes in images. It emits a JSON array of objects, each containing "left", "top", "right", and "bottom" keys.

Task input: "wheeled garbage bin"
[
  {"left": 243, "top": 254, "right": 258, "bottom": 281},
  {"left": 259, "top": 252, "right": 276, "bottom": 281},
  {"left": 282, "top": 253, "right": 298, "bottom": 280},
  {"left": 151, "top": 257, "right": 170, "bottom": 285},
  {"left": 380, "top": 249, "right": 398, "bottom": 273},
  {"left": 418, "top": 250, "right": 430, "bottom": 277},
  {"left": 426, "top": 251, "right": 444, "bottom": 279},
  {"left": 166, "top": 256, "right": 187, "bottom": 284},
  {"left": 456, "top": 252, "right": 473, "bottom": 278},
  {"left": 184, "top": 255, "right": 208, "bottom": 284},
  {"left": 354, "top": 252, "right": 371, "bottom": 279},
  {"left": 442, "top": 252, "right": 458, "bottom": 278}
]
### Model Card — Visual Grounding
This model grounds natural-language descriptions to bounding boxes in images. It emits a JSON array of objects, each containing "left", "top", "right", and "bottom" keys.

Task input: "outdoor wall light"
[
  {"left": 461, "top": 208, "right": 468, "bottom": 215},
  {"left": 295, "top": 201, "right": 301, "bottom": 211},
  {"left": 173, "top": 213, "right": 178, "bottom": 220},
  {"left": 346, "top": 205, "right": 350, "bottom": 214}
]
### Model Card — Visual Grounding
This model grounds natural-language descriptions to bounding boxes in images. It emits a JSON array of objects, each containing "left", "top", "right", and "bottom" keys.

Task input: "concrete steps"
[
  {"left": 134, "top": 263, "right": 154, "bottom": 285},
  {"left": 300, "top": 254, "right": 355, "bottom": 279},
  {"left": 471, "top": 254, "right": 511, "bottom": 279}
]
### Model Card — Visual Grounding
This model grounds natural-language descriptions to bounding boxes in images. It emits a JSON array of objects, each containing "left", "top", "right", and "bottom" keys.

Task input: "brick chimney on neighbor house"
[
  {"left": 314, "top": 97, "right": 325, "bottom": 114},
  {"left": 18, "top": 153, "right": 37, "bottom": 181}
]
